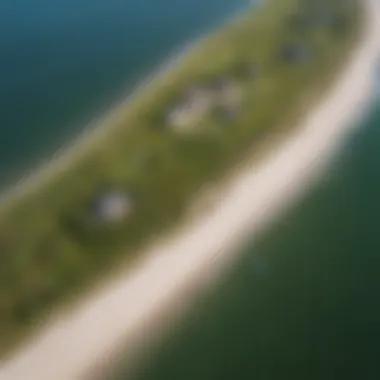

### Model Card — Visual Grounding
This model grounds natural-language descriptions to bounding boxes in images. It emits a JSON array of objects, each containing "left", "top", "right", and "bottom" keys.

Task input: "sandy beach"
[{"left": 1, "top": 0, "right": 380, "bottom": 379}]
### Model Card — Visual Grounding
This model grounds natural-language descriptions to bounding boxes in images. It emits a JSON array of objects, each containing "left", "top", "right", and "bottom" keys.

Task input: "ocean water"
[
  {"left": 4, "top": 2, "right": 380, "bottom": 378},
  {"left": 112, "top": 101, "right": 380, "bottom": 379},
  {"left": 0, "top": 0, "right": 249, "bottom": 186}
]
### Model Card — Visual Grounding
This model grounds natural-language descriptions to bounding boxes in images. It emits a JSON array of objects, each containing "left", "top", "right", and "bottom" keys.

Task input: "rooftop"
[
  {"left": 280, "top": 43, "right": 312, "bottom": 64},
  {"left": 92, "top": 190, "right": 134, "bottom": 224},
  {"left": 166, "top": 86, "right": 214, "bottom": 130}
]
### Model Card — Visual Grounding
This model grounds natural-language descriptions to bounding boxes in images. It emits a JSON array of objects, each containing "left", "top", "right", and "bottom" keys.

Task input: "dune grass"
[{"left": 0, "top": 0, "right": 362, "bottom": 354}]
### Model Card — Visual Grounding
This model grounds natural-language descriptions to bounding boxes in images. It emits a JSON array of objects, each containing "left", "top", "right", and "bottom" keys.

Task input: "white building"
[
  {"left": 167, "top": 87, "right": 214, "bottom": 131},
  {"left": 93, "top": 190, "right": 134, "bottom": 224}
]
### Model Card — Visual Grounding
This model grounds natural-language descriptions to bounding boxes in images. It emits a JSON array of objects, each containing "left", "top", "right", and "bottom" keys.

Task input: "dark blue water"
[
  {"left": 111, "top": 100, "right": 380, "bottom": 380},
  {"left": 0, "top": 0, "right": 249, "bottom": 185}
]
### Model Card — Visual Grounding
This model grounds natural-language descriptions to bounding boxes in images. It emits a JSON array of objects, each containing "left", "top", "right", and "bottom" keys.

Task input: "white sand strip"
[{"left": 1, "top": 0, "right": 380, "bottom": 379}]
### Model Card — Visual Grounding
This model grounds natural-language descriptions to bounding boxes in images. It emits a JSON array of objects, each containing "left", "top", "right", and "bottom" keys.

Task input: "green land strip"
[{"left": 0, "top": 0, "right": 362, "bottom": 355}]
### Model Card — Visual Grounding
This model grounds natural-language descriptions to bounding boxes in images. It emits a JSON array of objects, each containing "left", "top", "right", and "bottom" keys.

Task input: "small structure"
[
  {"left": 166, "top": 77, "right": 244, "bottom": 131},
  {"left": 212, "top": 77, "right": 242, "bottom": 106},
  {"left": 92, "top": 189, "right": 134, "bottom": 224},
  {"left": 214, "top": 102, "right": 242, "bottom": 123},
  {"left": 208, "top": 77, "right": 243, "bottom": 124},
  {"left": 166, "top": 86, "right": 214, "bottom": 131},
  {"left": 312, "top": 11, "right": 334, "bottom": 28},
  {"left": 247, "top": 62, "right": 260, "bottom": 79},
  {"left": 231, "top": 61, "right": 259, "bottom": 80},
  {"left": 280, "top": 43, "right": 312, "bottom": 64},
  {"left": 329, "top": 14, "right": 347, "bottom": 34},
  {"left": 288, "top": 13, "right": 310, "bottom": 33},
  {"left": 211, "top": 77, "right": 231, "bottom": 92},
  {"left": 290, "top": 7, "right": 344, "bottom": 34}
]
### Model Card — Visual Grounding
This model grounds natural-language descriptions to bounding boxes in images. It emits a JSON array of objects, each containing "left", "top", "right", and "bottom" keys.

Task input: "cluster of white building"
[{"left": 166, "top": 77, "right": 243, "bottom": 132}]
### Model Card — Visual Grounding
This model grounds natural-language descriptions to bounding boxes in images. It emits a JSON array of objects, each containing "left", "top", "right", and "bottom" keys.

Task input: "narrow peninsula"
[{"left": 0, "top": 0, "right": 368, "bottom": 377}]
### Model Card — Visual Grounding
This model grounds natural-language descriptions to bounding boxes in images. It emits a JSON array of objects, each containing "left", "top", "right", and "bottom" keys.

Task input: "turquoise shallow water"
[
  {"left": 112, "top": 101, "right": 380, "bottom": 379},
  {"left": 0, "top": 0, "right": 249, "bottom": 186}
]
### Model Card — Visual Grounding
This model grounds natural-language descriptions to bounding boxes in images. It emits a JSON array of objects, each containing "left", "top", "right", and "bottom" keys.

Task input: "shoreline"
[
  {"left": 0, "top": 1, "right": 253, "bottom": 212},
  {"left": 0, "top": 39, "right": 200, "bottom": 208},
  {"left": 1, "top": 0, "right": 379, "bottom": 379}
]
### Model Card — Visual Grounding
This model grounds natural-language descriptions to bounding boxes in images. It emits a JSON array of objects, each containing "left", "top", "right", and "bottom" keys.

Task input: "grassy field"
[{"left": 0, "top": 0, "right": 362, "bottom": 354}]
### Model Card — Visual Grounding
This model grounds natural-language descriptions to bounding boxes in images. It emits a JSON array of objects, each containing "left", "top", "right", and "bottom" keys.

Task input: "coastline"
[
  {"left": 1, "top": 1, "right": 379, "bottom": 380},
  {"left": 0, "top": 40, "right": 199, "bottom": 209},
  {"left": 0, "top": 1, "right": 253, "bottom": 212}
]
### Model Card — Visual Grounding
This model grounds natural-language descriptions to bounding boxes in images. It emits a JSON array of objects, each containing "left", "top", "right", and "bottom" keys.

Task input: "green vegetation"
[{"left": 0, "top": 0, "right": 362, "bottom": 353}]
